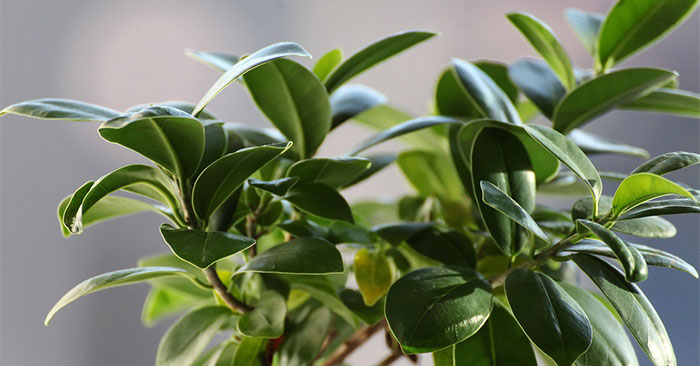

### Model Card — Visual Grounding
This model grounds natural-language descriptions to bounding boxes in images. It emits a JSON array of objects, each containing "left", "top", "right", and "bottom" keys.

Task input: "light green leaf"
[
  {"left": 185, "top": 49, "right": 239, "bottom": 73},
  {"left": 160, "top": 224, "right": 255, "bottom": 269},
  {"left": 565, "top": 8, "right": 604, "bottom": 56},
  {"left": 480, "top": 180, "right": 548, "bottom": 241},
  {"left": 507, "top": 12, "right": 576, "bottom": 90},
  {"left": 397, "top": 149, "right": 463, "bottom": 199},
  {"left": 354, "top": 248, "right": 394, "bottom": 306},
  {"left": 505, "top": 269, "right": 592, "bottom": 366},
  {"left": 552, "top": 68, "right": 677, "bottom": 134},
  {"left": 385, "top": 266, "right": 493, "bottom": 354},
  {"left": 287, "top": 157, "right": 371, "bottom": 189},
  {"left": 325, "top": 30, "right": 436, "bottom": 93},
  {"left": 312, "top": 48, "right": 342, "bottom": 82},
  {"left": 329, "top": 85, "right": 386, "bottom": 129},
  {"left": 577, "top": 220, "right": 648, "bottom": 282},
  {"left": 284, "top": 182, "right": 354, "bottom": 223},
  {"left": 612, "top": 216, "right": 677, "bottom": 239},
  {"left": 0, "top": 98, "right": 119, "bottom": 121},
  {"left": 46, "top": 267, "right": 192, "bottom": 325},
  {"left": 508, "top": 58, "right": 566, "bottom": 118},
  {"left": 632, "top": 151, "right": 700, "bottom": 175},
  {"left": 285, "top": 276, "right": 361, "bottom": 327},
  {"left": 238, "top": 237, "right": 343, "bottom": 275},
  {"left": 244, "top": 59, "right": 330, "bottom": 158},
  {"left": 611, "top": 172, "right": 694, "bottom": 216},
  {"left": 237, "top": 290, "right": 286, "bottom": 338},
  {"left": 452, "top": 59, "right": 521, "bottom": 123},
  {"left": 621, "top": 88, "right": 700, "bottom": 117},
  {"left": 232, "top": 336, "right": 265, "bottom": 366},
  {"left": 568, "top": 129, "right": 649, "bottom": 159},
  {"left": 141, "top": 286, "right": 196, "bottom": 327}
]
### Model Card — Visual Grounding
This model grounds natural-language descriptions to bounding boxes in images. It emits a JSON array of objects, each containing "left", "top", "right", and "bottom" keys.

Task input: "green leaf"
[
  {"left": 236, "top": 290, "right": 286, "bottom": 338},
  {"left": 572, "top": 254, "right": 676, "bottom": 366},
  {"left": 474, "top": 61, "right": 519, "bottom": 104},
  {"left": 287, "top": 157, "right": 371, "bottom": 189},
  {"left": 312, "top": 48, "right": 342, "bottom": 82},
  {"left": 397, "top": 149, "right": 463, "bottom": 199},
  {"left": 279, "top": 306, "right": 331, "bottom": 366},
  {"left": 98, "top": 105, "right": 205, "bottom": 178},
  {"left": 612, "top": 215, "right": 677, "bottom": 238},
  {"left": 194, "top": 341, "right": 238, "bottom": 366},
  {"left": 348, "top": 115, "right": 461, "bottom": 156},
  {"left": 192, "top": 143, "right": 291, "bottom": 219},
  {"left": 0, "top": 98, "right": 119, "bottom": 121},
  {"left": 342, "top": 153, "right": 397, "bottom": 188},
  {"left": 480, "top": 181, "right": 548, "bottom": 242},
  {"left": 324, "top": 30, "right": 436, "bottom": 93},
  {"left": 125, "top": 101, "right": 219, "bottom": 120},
  {"left": 185, "top": 49, "right": 239, "bottom": 73},
  {"left": 452, "top": 302, "right": 537, "bottom": 366},
  {"left": 433, "top": 347, "right": 454, "bottom": 366},
  {"left": 507, "top": 12, "right": 576, "bottom": 90},
  {"left": 238, "top": 237, "right": 343, "bottom": 275},
  {"left": 373, "top": 222, "right": 434, "bottom": 246},
  {"left": 568, "top": 129, "right": 649, "bottom": 159},
  {"left": 525, "top": 124, "right": 602, "bottom": 202},
  {"left": 385, "top": 266, "right": 493, "bottom": 353},
  {"left": 354, "top": 248, "right": 394, "bottom": 306},
  {"left": 45, "top": 267, "right": 192, "bottom": 325},
  {"left": 285, "top": 276, "right": 361, "bottom": 327},
  {"left": 565, "top": 8, "right": 604, "bottom": 56},
  {"left": 284, "top": 182, "right": 354, "bottom": 223},
  {"left": 632, "top": 151, "right": 700, "bottom": 175},
  {"left": 621, "top": 88, "right": 700, "bottom": 117},
  {"left": 141, "top": 286, "right": 195, "bottom": 327},
  {"left": 578, "top": 220, "right": 648, "bottom": 282},
  {"left": 618, "top": 197, "right": 700, "bottom": 220},
  {"left": 471, "top": 128, "right": 536, "bottom": 256},
  {"left": 435, "top": 67, "right": 479, "bottom": 119},
  {"left": 505, "top": 269, "right": 592, "bottom": 366},
  {"left": 248, "top": 177, "right": 299, "bottom": 196},
  {"left": 193, "top": 42, "right": 310, "bottom": 116},
  {"left": 156, "top": 306, "right": 232, "bottom": 366},
  {"left": 452, "top": 59, "right": 522, "bottom": 123},
  {"left": 329, "top": 85, "right": 386, "bottom": 129},
  {"left": 405, "top": 228, "right": 477, "bottom": 268},
  {"left": 562, "top": 239, "right": 698, "bottom": 278},
  {"left": 552, "top": 68, "right": 677, "bottom": 134},
  {"left": 244, "top": 59, "right": 331, "bottom": 158},
  {"left": 338, "top": 289, "right": 384, "bottom": 325},
  {"left": 559, "top": 283, "right": 639, "bottom": 366},
  {"left": 508, "top": 59, "right": 566, "bottom": 118},
  {"left": 232, "top": 336, "right": 265, "bottom": 366},
  {"left": 611, "top": 172, "right": 694, "bottom": 216},
  {"left": 597, "top": 0, "right": 699, "bottom": 71},
  {"left": 160, "top": 224, "right": 255, "bottom": 269}
]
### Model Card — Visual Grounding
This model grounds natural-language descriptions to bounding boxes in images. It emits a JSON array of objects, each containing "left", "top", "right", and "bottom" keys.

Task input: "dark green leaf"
[
  {"left": 572, "top": 254, "right": 676, "bottom": 366},
  {"left": 342, "top": 153, "right": 397, "bottom": 188},
  {"left": 287, "top": 157, "right": 371, "bottom": 189},
  {"left": 621, "top": 88, "right": 700, "bottom": 117},
  {"left": 474, "top": 61, "right": 519, "bottom": 104},
  {"left": 385, "top": 266, "right": 493, "bottom": 354},
  {"left": 611, "top": 172, "right": 694, "bottom": 216},
  {"left": 565, "top": 8, "right": 604, "bottom": 56},
  {"left": 222, "top": 122, "right": 286, "bottom": 148},
  {"left": 248, "top": 177, "right": 299, "bottom": 196},
  {"left": 156, "top": 306, "right": 232, "bottom": 366},
  {"left": 196, "top": 123, "right": 228, "bottom": 177},
  {"left": 353, "top": 248, "right": 394, "bottom": 306},
  {"left": 98, "top": 105, "right": 205, "bottom": 177},
  {"left": 507, "top": 12, "right": 576, "bottom": 90},
  {"left": 324, "top": 30, "right": 436, "bottom": 93},
  {"left": 160, "top": 224, "right": 255, "bottom": 269},
  {"left": 238, "top": 237, "right": 343, "bottom": 275},
  {"left": 577, "top": 220, "right": 648, "bottom": 282},
  {"left": 46, "top": 267, "right": 192, "bottom": 325},
  {"left": 505, "top": 269, "right": 592, "bottom": 366},
  {"left": 329, "top": 84, "right": 386, "bottom": 129},
  {"left": 632, "top": 151, "right": 700, "bottom": 175},
  {"left": 232, "top": 336, "right": 265, "bottom": 366},
  {"left": 338, "top": 289, "right": 384, "bottom": 325},
  {"left": 185, "top": 49, "right": 239, "bottom": 73},
  {"left": 193, "top": 42, "right": 310, "bottom": 116},
  {"left": 435, "top": 67, "right": 479, "bottom": 118},
  {"left": 552, "top": 68, "right": 677, "bottom": 134},
  {"left": 373, "top": 222, "right": 434, "bottom": 246},
  {"left": 618, "top": 197, "right": 700, "bottom": 220},
  {"left": 284, "top": 182, "right": 354, "bottom": 223},
  {"left": 452, "top": 59, "right": 521, "bottom": 123},
  {"left": 244, "top": 59, "right": 331, "bottom": 158},
  {"left": 313, "top": 48, "right": 343, "bottom": 82},
  {"left": 0, "top": 98, "right": 119, "bottom": 121},
  {"left": 236, "top": 290, "right": 286, "bottom": 338},
  {"left": 569, "top": 129, "right": 649, "bottom": 159},
  {"left": 508, "top": 58, "right": 566, "bottom": 118},
  {"left": 480, "top": 180, "right": 548, "bottom": 241},
  {"left": 192, "top": 143, "right": 291, "bottom": 219},
  {"left": 279, "top": 306, "right": 331, "bottom": 366},
  {"left": 406, "top": 228, "right": 477, "bottom": 268},
  {"left": 597, "top": 0, "right": 699, "bottom": 71}
]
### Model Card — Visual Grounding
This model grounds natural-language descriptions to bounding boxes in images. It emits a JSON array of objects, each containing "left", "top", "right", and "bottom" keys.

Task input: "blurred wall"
[{"left": 1, "top": 1, "right": 698, "bottom": 365}]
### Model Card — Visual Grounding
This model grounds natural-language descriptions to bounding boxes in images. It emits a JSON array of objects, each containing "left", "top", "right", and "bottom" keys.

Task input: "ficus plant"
[{"left": 1, "top": 1, "right": 699, "bottom": 366}]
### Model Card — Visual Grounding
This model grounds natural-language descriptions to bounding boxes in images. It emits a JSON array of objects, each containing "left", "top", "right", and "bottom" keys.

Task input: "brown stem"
[
  {"left": 323, "top": 321, "right": 385, "bottom": 366},
  {"left": 377, "top": 352, "right": 402, "bottom": 366},
  {"left": 203, "top": 265, "right": 251, "bottom": 313}
]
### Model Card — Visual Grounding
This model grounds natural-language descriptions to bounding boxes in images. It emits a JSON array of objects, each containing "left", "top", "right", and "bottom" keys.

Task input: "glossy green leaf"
[
  {"left": 505, "top": 269, "right": 592, "bottom": 366},
  {"left": 193, "top": 42, "right": 310, "bottom": 116},
  {"left": 572, "top": 254, "right": 676, "bottom": 366},
  {"left": 474, "top": 61, "right": 519, "bottom": 104},
  {"left": 507, "top": 12, "right": 576, "bottom": 90},
  {"left": 244, "top": 59, "right": 331, "bottom": 158},
  {"left": 452, "top": 302, "right": 537, "bottom": 366},
  {"left": 565, "top": 8, "right": 604, "bottom": 56},
  {"left": 248, "top": 177, "right": 299, "bottom": 196},
  {"left": 160, "top": 224, "right": 255, "bottom": 269},
  {"left": 338, "top": 289, "right": 384, "bottom": 325},
  {"left": 137, "top": 253, "right": 211, "bottom": 298},
  {"left": 324, "top": 30, "right": 436, "bottom": 93},
  {"left": 196, "top": 123, "right": 228, "bottom": 176},
  {"left": 452, "top": 59, "right": 521, "bottom": 123},
  {"left": 578, "top": 220, "right": 648, "bottom": 282},
  {"left": 312, "top": 48, "right": 342, "bottom": 82},
  {"left": 559, "top": 283, "right": 638, "bottom": 366},
  {"left": 612, "top": 215, "right": 678, "bottom": 239},
  {"left": 232, "top": 336, "right": 265, "bottom": 366},
  {"left": 0, "top": 98, "right": 119, "bottom": 121},
  {"left": 435, "top": 66, "right": 479, "bottom": 118},
  {"left": 141, "top": 286, "right": 194, "bottom": 327},
  {"left": 397, "top": 149, "right": 463, "bottom": 199},
  {"left": 236, "top": 290, "right": 286, "bottom": 338},
  {"left": 192, "top": 143, "right": 291, "bottom": 219},
  {"left": 330, "top": 84, "right": 386, "bottom": 129},
  {"left": 342, "top": 153, "right": 397, "bottom": 188},
  {"left": 471, "top": 128, "right": 536, "bottom": 256},
  {"left": 284, "top": 182, "right": 354, "bottom": 223},
  {"left": 125, "top": 101, "right": 219, "bottom": 120},
  {"left": 354, "top": 248, "right": 394, "bottom": 306},
  {"left": 632, "top": 151, "right": 700, "bottom": 175},
  {"left": 611, "top": 172, "right": 694, "bottom": 216},
  {"left": 385, "top": 266, "right": 493, "bottom": 353},
  {"left": 222, "top": 122, "right": 287, "bottom": 148},
  {"left": 239, "top": 237, "right": 343, "bottom": 275},
  {"left": 618, "top": 197, "right": 700, "bottom": 220},
  {"left": 98, "top": 105, "right": 205, "bottom": 177},
  {"left": 525, "top": 124, "right": 602, "bottom": 202},
  {"left": 406, "top": 228, "right": 477, "bottom": 268},
  {"left": 621, "top": 88, "right": 700, "bottom": 117},
  {"left": 287, "top": 157, "right": 371, "bottom": 189},
  {"left": 46, "top": 267, "right": 191, "bottom": 325},
  {"left": 185, "top": 49, "right": 239, "bottom": 73},
  {"left": 508, "top": 59, "right": 566, "bottom": 118},
  {"left": 278, "top": 306, "right": 331, "bottom": 366},
  {"left": 569, "top": 129, "right": 649, "bottom": 159},
  {"left": 597, "top": 0, "right": 699, "bottom": 71},
  {"left": 156, "top": 306, "right": 232, "bottom": 366},
  {"left": 373, "top": 222, "right": 434, "bottom": 246},
  {"left": 481, "top": 180, "right": 548, "bottom": 241},
  {"left": 552, "top": 68, "right": 677, "bottom": 134}
]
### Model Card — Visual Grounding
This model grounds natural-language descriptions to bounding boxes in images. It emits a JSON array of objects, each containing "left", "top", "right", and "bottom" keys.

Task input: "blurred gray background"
[{"left": 1, "top": 1, "right": 698, "bottom": 365}]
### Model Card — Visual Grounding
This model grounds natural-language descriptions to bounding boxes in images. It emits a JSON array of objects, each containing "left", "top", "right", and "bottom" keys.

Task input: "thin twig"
[
  {"left": 323, "top": 321, "right": 385, "bottom": 366},
  {"left": 203, "top": 265, "right": 251, "bottom": 313},
  {"left": 377, "top": 352, "right": 402, "bottom": 366}
]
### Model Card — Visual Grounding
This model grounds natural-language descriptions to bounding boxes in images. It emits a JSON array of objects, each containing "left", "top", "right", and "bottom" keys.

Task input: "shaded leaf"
[
  {"left": 330, "top": 84, "right": 386, "bottom": 129},
  {"left": 569, "top": 129, "right": 649, "bottom": 159},
  {"left": 508, "top": 58, "right": 566, "bottom": 118},
  {"left": 338, "top": 289, "right": 384, "bottom": 325},
  {"left": 237, "top": 290, "right": 286, "bottom": 338},
  {"left": 287, "top": 157, "right": 371, "bottom": 189},
  {"left": 160, "top": 224, "right": 255, "bottom": 269},
  {"left": 565, "top": 8, "right": 604, "bottom": 56},
  {"left": 238, "top": 237, "right": 343, "bottom": 275},
  {"left": 405, "top": 228, "right": 477, "bottom": 269},
  {"left": 342, "top": 153, "right": 397, "bottom": 188},
  {"left": 248, "top": 177, "right": 299, "bottom": 196},
  {"left": 618, "top": 197, "right": 700, "bottom": 220},
  {"left": 278, "top": 306, "right": 331, "bottom": 366},
  {"left": 373, "top": 222, "right": 434, "bottom": 246},
  {"left": 452, "top": 59, "right": 521, "bottom": 123},
  {"left": 284, "top": 182, "right": 354, "bottom": 223},
  {"left": 577, "top": 220, "right": 648, "bottom": 282}
]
